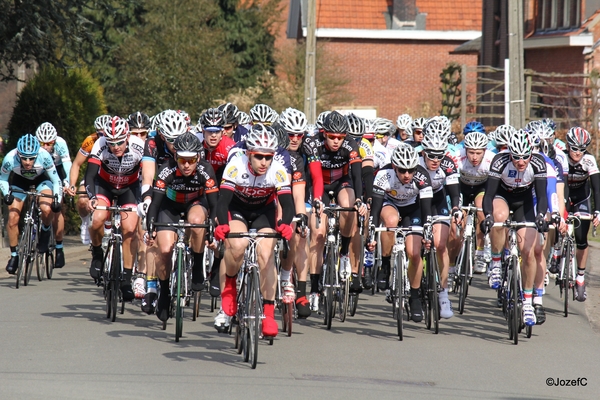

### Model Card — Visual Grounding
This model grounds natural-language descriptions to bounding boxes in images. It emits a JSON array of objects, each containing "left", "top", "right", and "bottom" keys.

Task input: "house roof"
[{"left": 315, "top": 0, "right": 482, "bottom": 31}]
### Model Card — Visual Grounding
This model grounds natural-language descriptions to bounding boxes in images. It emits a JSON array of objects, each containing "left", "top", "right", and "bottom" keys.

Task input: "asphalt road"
[{"left": 1, "top": 236, "right": 599, "bottom": 399}]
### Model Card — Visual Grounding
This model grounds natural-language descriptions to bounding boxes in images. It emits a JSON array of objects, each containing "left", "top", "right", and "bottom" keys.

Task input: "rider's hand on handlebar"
[
  {"left": 594, "top": 211, "right": 600, "bottom": 227},
  {"left": 87, "top": 198, "right": 98, "bottom": 213},
  {"left": 312, "top": 198, "right": 323, "bottom": 217},
  {"left": 137, "top": 198, "right": 152, "bottom": 218},
  {"left": 451, "top": 207, "right": 463, "bottom": 224},
  {"left": 480, "top": 214, "right": 494, "bottom": 234},
  {"left": 535, "top": 213, "right": 549, "bottom": 233},
  {"left": 215, "top": 224, "right": 230, "bottom": 241},
  {"left": 354, "top": 199, "right": 368, "bottom": 216},
  {"left": 3, "top": 193, "right": 14, "bottom": 205},
  {"left": 64, "top": 185, "right": 76, "bottom": 197}
]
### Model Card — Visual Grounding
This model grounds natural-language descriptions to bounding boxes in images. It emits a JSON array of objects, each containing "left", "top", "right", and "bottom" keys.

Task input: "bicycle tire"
[
  {"left": 193, "top": 291, "right": 201, "bottom": 321},
  {"left": 395, "top": 252, "right": 404, "bottom": 340},
  {"left": 511, "top": 257, "right": 519, "bottom": 345},
  {"left": 110, "top": 242, "right": 121, "bottom": 322},
  {"left": 563, "top": 240, "right": 573, "bottom": 318},
  {"left": 249, "top": 267, "right": 260, "bottom": 369},
  {"left": 349, "top": 293, "right": 358, "bottom": 317},
  {"left": 324, "top": 246, "right": 335, "bottom": 330},
  {"left": 430, "top": 251, "right": 439, "bottom": 334},
  {"left": 338, "top": 275, "right": 349, "bottom": 322},
  {"left": 211, "top": 296, "right": 217, "bottom": 313},
  {"left": 458, "top": 237, "right": 471, "bottom": 314},
  {"left": 16, "top": 222, "right": 31, "bottom": 289},
  {"left": 36, "top": 252, "right": 44, "bottom": 282},
  {"left": 103, "top": 242, "right": 113, "bottom": 319},
  {"left": 175, "top": 248, "right": 184, "bottom": 342},
  {"left": 283, "top": 303, "right": 293, "bottom": 337}
]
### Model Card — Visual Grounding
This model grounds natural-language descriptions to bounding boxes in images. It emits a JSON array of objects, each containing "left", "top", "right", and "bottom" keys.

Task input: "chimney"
[{"left": 393, "top": 0, "right": 417, "bottom": 21}]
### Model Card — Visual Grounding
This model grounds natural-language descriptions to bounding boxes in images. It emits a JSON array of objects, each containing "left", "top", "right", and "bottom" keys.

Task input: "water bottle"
[
  {"left": 550, "top": 243, "right": 561, "bottom": 272},
  {"left": 364, "top": 249, "right": 374, "bottom": 268},
  {"left": 104, "top": 219, "right": 112, "bottom": 236},
  {"left": 483, "top": 235, "right": 492, "bottom": 262}
]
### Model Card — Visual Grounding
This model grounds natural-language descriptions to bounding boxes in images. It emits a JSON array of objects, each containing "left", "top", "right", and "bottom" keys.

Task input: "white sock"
[{"left": 280, "top": 269, "right": 291, "bottom": 281}]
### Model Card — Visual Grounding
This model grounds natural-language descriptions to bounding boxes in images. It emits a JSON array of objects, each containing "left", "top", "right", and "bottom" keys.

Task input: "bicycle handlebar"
[
  {"left": 9, "top": 187, "right": 56, "bottom": 199},
  {"left": 93, "top": 205, "right": 137, "bottom": 212},
  {"left": 151, "top": 219, "right": 215, "bottom": 243},
  {"left": 225, "top": 231, "right": 289, "bottom": 259}
]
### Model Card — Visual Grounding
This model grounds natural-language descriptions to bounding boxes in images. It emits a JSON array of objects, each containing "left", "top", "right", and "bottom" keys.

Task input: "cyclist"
[
  {"left": 395, "top": 114, "right": 412, "bottom": 142},
  {"left": 481, "top": 130, "right": 548, "bottom": 326},
  {"left": 563, "top": 127, "right": 600, "bottom": 302},
  {"left": 138, "top": 110, "right": 188, "bottom": 313},
  {"left": 302, "top": 111, "right": 368, "bottom": 311},
  {"left": 1, "top": 134, "right": 63, "bottom": 273},
  {"left": 418, "top": 120, "right": 461, "bottom": 318},
  {"left": 491, "top": 124, "right": 515, "bottom": 153},
  {"left": 406, "top": 117, "right": 426, "bottom": 148},
  {"left": 85, "top": 116, "right": 145, "bottom": 302},
  {"left": 145, "top": 132, "right": 219, "bottom": 322},
  {"left": 218, "top": 103, "right": 248, "bottom": 142},
  {"left": 236, "top": 110, "right": 252, "bottom": 130},
  {"left": 249, "top": 103, "right": 278, "bottom": 126},
  {"left": 213, "top": 125, "right": 295, "bottom": 336},
  {"left": 35, "top": 122, "right": 72, "bottom": 268},
  {"left": 275, "top": 108, "right": 311, "bottom": 317},
  {"left": 457, "top": 131, "right": 495, "bottom": 274},
  {"left": 65, "top": 114, "right": 111, "bottom": 245},
  {"left": 368, "top": 142, "right": 433, "bottom": 322}
]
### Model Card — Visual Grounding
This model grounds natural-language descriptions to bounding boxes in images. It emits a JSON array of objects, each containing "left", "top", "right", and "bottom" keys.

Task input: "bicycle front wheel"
[
  {"left": 16, "top": 222, "right": 31, "bottom": 289},
  {"left": 248, "top": 267, "right": 260, "bottom": 369},
  {"left": 175, "top": 248, "right": 184, "bottom": 342},
  {"left": 338, "top": 275, "right": 349, "bottom": 323},
  {"left": 457, "top": 238, "right": 471, "bottom": 314},
  {"left": 562, "top": 240, "right": 573, "bottom": 318},
  {"left": 395, "top": 253, "right": 404, "bottom": 340},
  {"left": 324, "top": 247, "right": 336, "bottom": 330},
  {"left": 510, "top": 257, "right": 519, "bottom": 345},
  {"left": 36, "top": 252, "right": 44, "bottom": 282},
  {"left": 429, "top": 251, "right": 440, "bottom": 334},
  {"left": 110, "top": 242, "right": 121, "bottom": 322}
]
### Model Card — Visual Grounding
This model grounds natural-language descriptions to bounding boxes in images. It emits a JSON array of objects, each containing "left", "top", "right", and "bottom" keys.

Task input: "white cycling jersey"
[
  {"left": 457, "top": 148, "right": 495, "bottom": 186},
  {"left": 419, "top": 155, "right": 459, "bottom": 194},
  {"left": 488, "top": 151, "right": 547, "bottom": 193},
  {"left": 373, "top": 165, "right": 433, "bottom": 207},
  {"left": 88, "top": 135, "right": 145, "bottom": 189},
  {"left": 568, "top": 152, "right": 599, "bottom": 189}
]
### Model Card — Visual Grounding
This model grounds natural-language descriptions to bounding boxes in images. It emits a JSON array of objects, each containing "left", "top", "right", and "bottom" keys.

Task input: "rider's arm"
[
  {"left": 141, "top": 159, "right": 156, "bottom": 200},
  {"left": 361, "top": 161, "right": 374, "bottom": 202},
  {"left": 145, "top": 190, "right": 161, "bottom": 231},
  {"left": 292, "top": 183, "right": 307, "bottom": 215},
  {"left": 277, "top": 190, "right": 295, "bottom": 225},
  {"left": 482, "top": 176, "right": 500, "bottom": 216},
  {"left": 41, "top": 150, "right": 63, "bottom": 202},
  {"left": 216, "top": 186, "right": 234, "bottom": 225},
  {"left": 84, "top": 162, "right": 100, "bottom": 199},
  {"left": 350, "top": 157, "right": 363, "bottom": 200},
  {"left": 446, "top": 183, "right": 460, "bottom": 209},
  {"left": 302, "top": 138, "right": 323, "bottom": 200},
  {"left": 370, "top": 190, "right": 384, "bottom": 227},
  {"left": 534, "top": 176, "right": 548, "bottom": 215},
  {"left": 57, "top": 138, "right": 72, "bottom": 184},
  {"left": 0, "top": 152, "right": 14, "bottom": 196},
  {"left": 590, "top": 173, "right": 600, "bottom": 213},
  {"left": 69, "top": 151, "right": 87, "bottom": 189}
]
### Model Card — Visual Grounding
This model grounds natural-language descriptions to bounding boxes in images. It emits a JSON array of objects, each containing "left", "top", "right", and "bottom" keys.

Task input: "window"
[{"left": 536, "top": 0, "right": 580, "bottom": 31}]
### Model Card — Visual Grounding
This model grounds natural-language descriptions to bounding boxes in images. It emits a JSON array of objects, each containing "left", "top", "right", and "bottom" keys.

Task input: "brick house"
[{"left": 285, "top": 0, "right": 482, "bottom": 120}]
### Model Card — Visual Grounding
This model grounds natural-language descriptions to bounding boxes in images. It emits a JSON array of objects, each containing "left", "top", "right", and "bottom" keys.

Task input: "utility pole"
[
  {"left": 304, "top": 0, "right": 317, "bottom": 124},
  {"left": 507, "top": 0, "right": 525, "bottom": 128}
]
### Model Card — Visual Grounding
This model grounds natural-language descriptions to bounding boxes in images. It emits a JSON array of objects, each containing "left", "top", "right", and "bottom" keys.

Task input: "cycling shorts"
[
  {"left": 460, "top": 181, "right": 486, "bottom": 206},
  {"left": 10, "top": 175, "right": 53, "bottom": 202},
  {"left": 156, "top": 198, "right": 207, "bottom": 233},
  {"left": 94, "top": 179, "right": 140, "bottom": 208},
  {"left": 494, "top": 186, "right": 536, "bottom": 228},
  {"left": 381, "top": 201, "right": 423, "bottom": 236},
  {"left": 431, "top": 189, "right": 451, "bottom": 226},
  {"left": 322, "top": 176, "right": 353, "bottom": 205},
  {"left": 229, "top": 202, "right": 277, "bottom": 231}
]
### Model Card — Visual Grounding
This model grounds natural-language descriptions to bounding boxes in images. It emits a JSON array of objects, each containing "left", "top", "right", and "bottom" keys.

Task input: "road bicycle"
[
  {"left": 94, "top": 203, "right": 136, "bottom": 322},
  {"left": 11, "top": 187, "right": 56, "bottom": 288},
  {"left": 454, "top": 204, "right": 481, "bottom": 314},
  {"left": 150, "top": 216, "right": 213, "bottom": 342},
  {"left": 229, "top": 230, "right": 287, "bottom": 369}
]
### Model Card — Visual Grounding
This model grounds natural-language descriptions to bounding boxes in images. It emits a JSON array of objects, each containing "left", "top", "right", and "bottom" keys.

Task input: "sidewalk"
[{"left": 0, "top": 235, "right": 90, "bottom": 280}]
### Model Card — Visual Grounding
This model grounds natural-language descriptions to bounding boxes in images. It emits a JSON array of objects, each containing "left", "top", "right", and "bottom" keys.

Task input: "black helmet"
[
  {"left": 200, "top": 108, "right": 225, "bottom": 129},
  {"left": 174, "top": 132, "right": 202, "bottom": 156},
  {"left": 322, "top": 111, "right": 349, "bottom": 134},
  {"left": 272, "top": 122, "right": 290, "bottom": 149},
  {"left": 217, "top": 103, "right": 239, "bottom": 125},
  {"left": 127, "top": 111, "right": 151, "bottom": 130}
]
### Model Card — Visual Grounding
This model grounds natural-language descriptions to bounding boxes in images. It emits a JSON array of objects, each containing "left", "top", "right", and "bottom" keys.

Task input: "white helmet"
[
  {"left": 316, "top": 111, "right": 331, "bottom": 129},
  {"left": 423, "top": 119, "right": 450, "bottom": 146},
  {"left": 236, "top": 110, "right": 251, "bottom": 125},
  {"left": 463, "top": 131, "right": 489, "bottom": 149},
  {"left": 346, "top": 113, "right": 365, "bottom": 138},
  {"left": 493, "top": 124, "right": 516, "bottom": 147},
  {"left": 528, "top": 120, "right": 554, "bottom": 141},
  {"left": 428, "top": 116, "right": 451, "bottom": 140},
  {"left": 246, "top": 123, "right": 278, "bottom": 152},
  {"left": 364, "top": 118, "right": 377, "bottom": 134},
  {"left": 104, "top": 116, "right": 130, "bottom": 142},
  {"left": 94, "top": 114, "right": 112, "bottom": 132},
  {"left": 396, "top": 114, "right": 413, "bottom": 131},
  {"left": 159, "top": 110, "right": 188, "bottom": 140},
  {"left": 391, "top": 142, "right": 419, "bottom": 169},
  {"left": 375, "top": 118, "right": 396, "bottom": 136},
  {"left": 249, "top": 104, "right": 278, "bottom": 124},
  {"left": 508, "top": 129, "right": 533, "bottom": 156},
  {"left": 411, "top": 117, "right": 427, "bottom": 132},
  {"left": 35, "top": 122, "right": 58, "bottom": 143},
  {"left": 278, "top": 108, "right": 307, "bottom": 134}
]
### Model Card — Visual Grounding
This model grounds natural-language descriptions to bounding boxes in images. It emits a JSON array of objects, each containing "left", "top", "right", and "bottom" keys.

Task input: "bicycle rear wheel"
[
  {"left": 110, "top": 242, "right": 121, "bottom": 322},
  {"left": 510, "top": 258, "right": 519, "bottom": 345},
  {"left": 175, "top": 248, "right": 184, "bottom": 342},
  {"left": 430, "top": 251, "right": 440, "bottom": 334},
  {"left": 36, "top": 252, "right": 44, "bottom": 282},
  {"left": 248, "top": 267, "right": 260, "bottom": 369},
  {"left": 16, "top": 222, "right": 32, "bottom": 289},
  {"left": 193, "top": 291, "right": 201, "bottom": 321},
  {"left": 457, "top": 238, "right": 471, "bottom": 314}
]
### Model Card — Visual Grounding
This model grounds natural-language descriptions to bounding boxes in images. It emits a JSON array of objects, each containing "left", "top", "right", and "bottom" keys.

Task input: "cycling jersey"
[
  {"left": 217, "top": 154, "right": 294, "bottom": 226},
  {"left": 232, "top": 125, "right": 249, "bottom": 143},
  {"left": 146, "top": 158, "right": 219, "bottom": 226},
  {"left": 554, "top": 138, "right": 566, "bottom": 152},
  {"left": 567, "top": 152, "right": 599, "bottom": 189},
  {"left": 289, "top": 150, "right": 306, "bottom": 186},
  {"left": 200, "top": 136, "right": 235, "bottom": 182},
  {"left": 85, "top": 135, "right": 145, "bottom": 196},
  {"left": 142, "top": 135, "right": 173, "bottom": 167},
  {"left": 47, "top": 136, "right": 72, "bottom": 183},
  {"left": 0, "top": 148, "right": 63, "bottom": 202},
  {"left": 371, "top": 139, "right": 388, "bottom": 170},
  {"left": 358, "top": 138, "right": 374, "bottom": 161},
  {"left": 78, "top": 132, "right": 99, "bottom": 157},
  {"left": 370, "top": 165, "right": 433, "bottom": 227},
  {"left": 457, "top": 148, "right": 495, "bottom": 186},
  {"left": 419, "top": 155, "right": 459, "bottom": 195},
  {"left": 302, "top": 132, "right": 362, "bottom": 200},
  {"left": 385, "top": 137, "right": 401, "bottom": 154},
  {"left": 227, "top": 142, "right": 292, "bottom": 175}
]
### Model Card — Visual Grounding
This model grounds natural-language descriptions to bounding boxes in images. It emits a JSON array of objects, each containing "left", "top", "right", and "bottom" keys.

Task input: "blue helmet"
[
  {"left": 463, "top": 121, "right": 485, "bottom": 135},
  {"left": 17, "top": 134, "right": 40, "bottom": 158}
]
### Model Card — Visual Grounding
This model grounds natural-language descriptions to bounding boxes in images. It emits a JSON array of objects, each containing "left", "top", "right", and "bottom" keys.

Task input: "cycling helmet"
[
  {"left": 411, "top": 117, "right": 427, "bottom": 132},
  {"left": 306, "top": 123, "right": 318, "bottom": 136},
  {"left": 508, "top": 129, "right": 532, "bottom": 156},
  {"left": 364, "top": 118, "right": 377, "bottom": 135},
  {"left": 463, "top": 121, "right": 485, "bottom": 135},
  {"left": 375, "top": 118, "right": 396, "bottom": 136},
  {"left": 316, "top": 111, "right": 331, "bottom": 130},
  {"left": 541, "top": 118, "right": 557, "bottom": 132},
  {"left": 159, "top": 110, "right": 188, "bottom": 140},
  {"left": 236, "top": 110, "right": 251, "bottom": 125},
  {"left": 249, "top": 104, "right": 278, "bottom": 124},
  {"left": 448, "top": 132, "right": 459, "bottom": 146},
  {"left": 391, "top": 142, "right": 419, "bottom": 169},
  {"left": 35, "top": 122, "right": 58, "bottom": 143},
  {"left": 272, "top": 123, "right": 290, "bottom": 149},
  {"left": 104, "top": 116, "right": 130, "bottom": 142},
  {"left": 218, "top": 103, "right": 239, "bottom": 125},
  {"left": 94, "top": 114, "right": 112, "bottom": 133},
  {"left": 528, "top": 120, "right": 554, "bottom": 140},
  {"left": 346, "top": 113, "right": 365, "bottom": 138},
  {"left": 177, "top": 110, "right": 191, "bottom": 126},
  {"left": 17, "top": 134, "right": 40, "bottom": 158},
  {"left": 424, "top": 119, "right": 450, "bottom": 144},
  {"left": 279, "top": 108, "right": 307, "bottom": 134},
  {"left": 421, "top": 130, "right": 448, "bottom": 153},
  {"left": 150, "top": 113, "right": 162, "bottom": 132},
  {"left": 566, "top": 127, "right": 591, "bottom": 148},
  {"left": 463, "top": 131, "right": 489, "bottom": 149},
  {"left": 322, "top": 111, "right": 349, "bottom": 134},
  {"left": 127, "top": 111, "right": 151, "bottom": 130},
  {"left": 246, "top": 123, "right": 278, "bottom": 152},
  {"left": 200, "top": 108, "right": 225, "bottom": 130},
  {"left": 493, "top": 124, "right": 516, "bottom": 147},
  {"left": 541, "top": 138, "right": 556, "bottom": 159},
  {"left": 396, "top": 114, "right": 413, "bottom": 131},
  {"left": 174, "top": 131, "right": 203, "bottom": 157}
]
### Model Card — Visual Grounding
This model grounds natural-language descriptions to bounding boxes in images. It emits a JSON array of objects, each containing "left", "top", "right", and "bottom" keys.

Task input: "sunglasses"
[
  {"left": 107, "top": 140, "right": 126, "bottom": 147},
  {"left": 250, "top": 153, "right": 274, "bottom": 161},
  {"left": 223, "top": 125, "right": 234, "bottom": 131},
  {"left": 177, "top": 156, "right": 198, "bottom": 164},
  {"left": 569, "top": 146, "right": 586, "bottom": 153},
  {"left": 325, "top": 133, "right": 346, "bottom": 140},
  {"left": 20, "top": 155, "right": 36, "bottom": 161},
  {"left": 40, "top": 141, "right": 55, "bottom": 146},
  {"left": 288, "top": 132, "right": 304, "bottom": 138},
  {"left": 424, "top": 152, "right": 444, "bottom": 161},
  {"left": 511, "top": 154, "right": 530, "bottom": 161},
  {"left": 395, "top": 167, "right": 416, "bottom": 174},
  {"left": 163, "top": 137, "right": 176, "bottom": 143}
]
